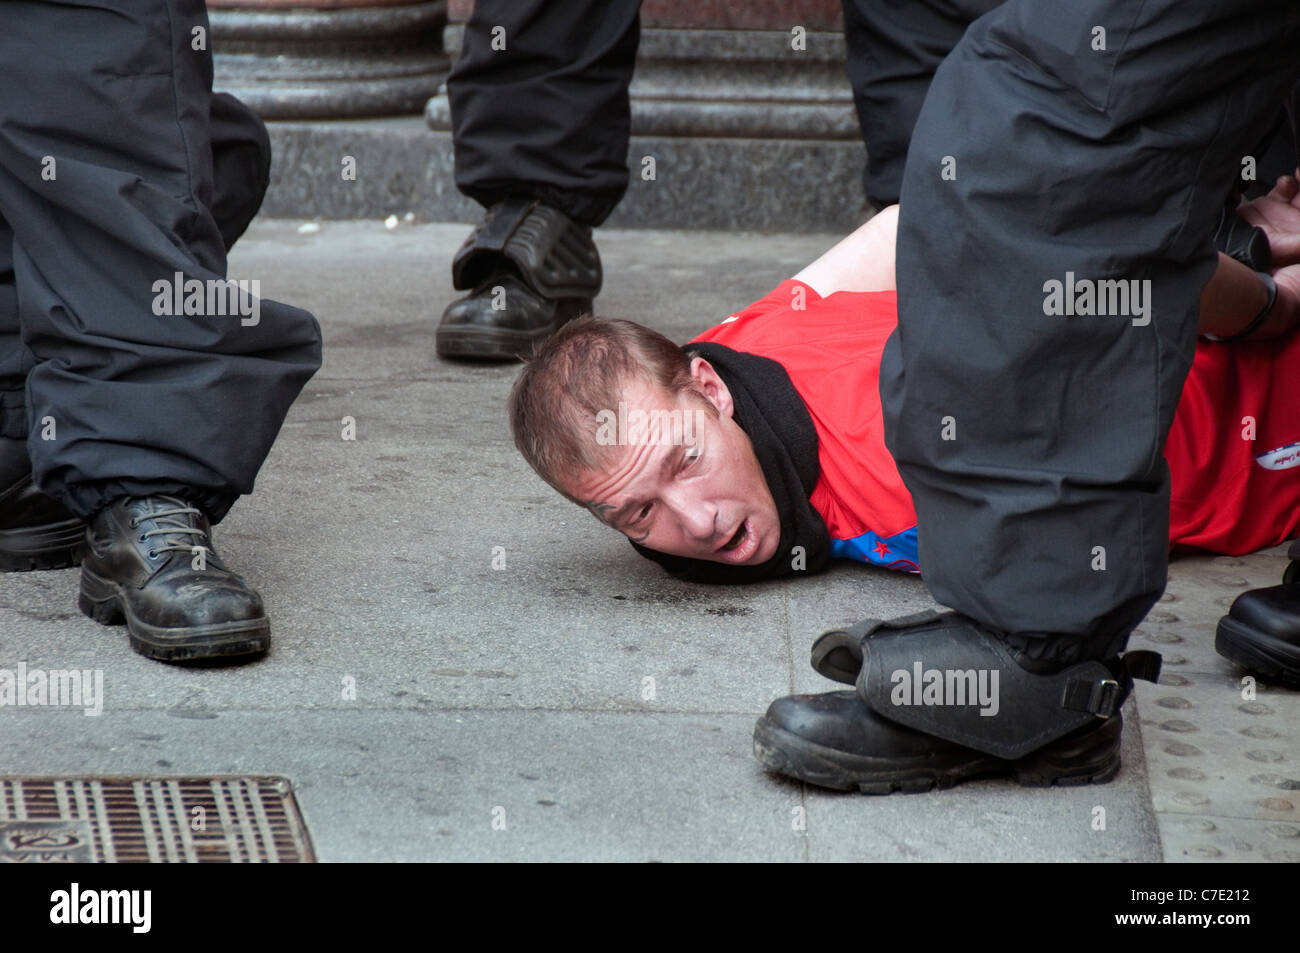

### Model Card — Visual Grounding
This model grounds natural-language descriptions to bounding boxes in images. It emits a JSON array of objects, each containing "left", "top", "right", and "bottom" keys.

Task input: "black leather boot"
[
  {"left": 1216, "top": 582, "right": 1300, "bottom": 687},
  {"left": 754, "top": 690, "right": 1124, "bottom": 793},
  {"left": 0, "top": 436, "right": 85, "bottom": 571},
  {"left": 78, "top": 495, "right": 269, "bottom": 662},
  {"left": 436, "top": 197, "right": 601, "bottom": 361},
  {"left": 754, "top": 610, "right": 1161, "bottom": 794}
]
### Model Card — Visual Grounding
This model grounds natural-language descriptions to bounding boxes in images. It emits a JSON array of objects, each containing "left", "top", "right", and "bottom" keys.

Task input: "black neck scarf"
[{"left": 631, "top": 342, "right": 831, "bottom": 583}]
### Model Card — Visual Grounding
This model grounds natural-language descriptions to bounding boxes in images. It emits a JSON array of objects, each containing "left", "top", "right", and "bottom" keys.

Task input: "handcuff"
[
  {"left": 1202, "top": 271, "right": 1278, "bottom": 343},
  {"left": 1204, "top": 199, "right": 1277, "bottom": 343}
]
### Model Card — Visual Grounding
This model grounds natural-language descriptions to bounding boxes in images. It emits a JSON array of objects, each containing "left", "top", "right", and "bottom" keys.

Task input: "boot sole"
[
  {"left": 0, "top": 519, "right": 86, "bottom": 572},
  {"left": 78, "top": 565, "right": 269, "bottom": 662},
  {"left": 436, "top": 324, "right": 555, "bottom": 361},
  {"left": 436, "top": 298, "right": 589, "bottom": 361},
  {"left": 752, "top": 715, "right": 1122, "bottom": 794},
  {"left": 1216, "top": 615, "right": 1300, "bottom": 687}
]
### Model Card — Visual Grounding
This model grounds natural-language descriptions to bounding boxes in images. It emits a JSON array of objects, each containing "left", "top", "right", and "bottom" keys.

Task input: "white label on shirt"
[{"left": 1255, "top": 441, "right": 1300, "bottom": 471}]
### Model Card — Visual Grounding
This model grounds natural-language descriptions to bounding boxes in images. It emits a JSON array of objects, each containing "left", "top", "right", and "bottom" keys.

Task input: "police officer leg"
[
  {"left": 436, "top": 0, "right": 639, "bottom": 361},
  {"left": 840, "top": 0, "right": 1002, "bottom": 211},
  {"left": 0, "top": 207, "right": 84, "bottom": 571},
  {"left": 0, "top": 0, "right": 322, "bottom": 660},
  {"left": 756, "top": 0, "right": 1300, "bottom": 791}
]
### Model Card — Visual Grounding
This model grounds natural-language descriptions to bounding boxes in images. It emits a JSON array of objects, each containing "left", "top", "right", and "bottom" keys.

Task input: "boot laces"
[{"left": 127, "top": 496, "right": 211, "bottom": 560}]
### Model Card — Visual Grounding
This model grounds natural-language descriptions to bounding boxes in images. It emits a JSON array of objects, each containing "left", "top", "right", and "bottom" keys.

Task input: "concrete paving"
[{"left": 1, "top": 220, "right": 1296, "bottom": 861}]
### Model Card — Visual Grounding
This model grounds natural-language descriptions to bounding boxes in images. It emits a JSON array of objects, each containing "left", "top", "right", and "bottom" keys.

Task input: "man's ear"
[{"left": 688, "top": 357, "right": 735, "bottom": 418}]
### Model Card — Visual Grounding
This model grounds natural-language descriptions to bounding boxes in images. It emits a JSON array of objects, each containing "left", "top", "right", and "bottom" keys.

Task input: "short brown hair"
[{"left": 508, "top": 315, "right": 714, "bottom": 502}]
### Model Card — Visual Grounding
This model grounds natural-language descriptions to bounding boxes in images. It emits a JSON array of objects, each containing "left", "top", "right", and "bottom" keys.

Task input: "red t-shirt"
[{"left": 692, "top": 279, "right": 1300, "bottom": 569}]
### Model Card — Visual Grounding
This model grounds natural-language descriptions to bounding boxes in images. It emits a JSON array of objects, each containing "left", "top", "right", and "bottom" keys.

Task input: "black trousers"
[
  {"left": 447, "top": 0, "right": 641, "bottom": 228},
  {"left": 883, "top": 0, "right": 1300, "bottom": 662},
  {"left": 842, "top": 0, "right": 1003, "bottom": 209},
  {"left": 449, "top": 0, "right": 1009, "bottom": 224},
  {"left": 845, "top": 0, "right": 1299, "bottom": 208},
  {"left": 0, "top": 0, "right": 322, "bottom": 523}
]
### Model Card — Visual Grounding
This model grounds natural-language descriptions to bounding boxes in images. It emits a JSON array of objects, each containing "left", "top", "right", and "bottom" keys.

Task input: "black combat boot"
[
  {"left": 436, "top": 197, "right": 601, "bottom": 360},
  {"left": 78, "top": 495, "right": 269, "bottom": 662},
  {"left": 755, "top": 609, "right": 1161, "bottom": 794},
  {"left": 0, "top": 436, "right": 84, "bottom": 571},
  {"left": 1216, "top": 540, "right": 1300, "bottom": 686},
  {"left": 755, "top": 690, "right": 1125, "bottom": 793}
]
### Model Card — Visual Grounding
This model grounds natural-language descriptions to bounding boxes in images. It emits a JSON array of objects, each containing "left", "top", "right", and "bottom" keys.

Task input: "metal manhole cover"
[{"left": 0, "top": 777, "right": 315, "bottom": 863}]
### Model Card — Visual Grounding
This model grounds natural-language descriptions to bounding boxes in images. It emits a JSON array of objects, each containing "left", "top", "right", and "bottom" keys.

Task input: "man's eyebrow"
[
  {"left": 585, "top": 498, "right": 634, "bottom": 528},
  {"left": 606, "top": 499, "right": 638, "bottom": 528},
  {"left": 584, "top": 445, "right": 683, "bottom": 528}
]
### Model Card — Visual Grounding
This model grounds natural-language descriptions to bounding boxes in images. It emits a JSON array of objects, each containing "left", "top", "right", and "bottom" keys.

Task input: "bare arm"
[
  {"left": 792, "top": 204, "right": 898, "bottom": 296},
  {"left": 789, "top": 199, "right": 1297, "bottom": 341}
]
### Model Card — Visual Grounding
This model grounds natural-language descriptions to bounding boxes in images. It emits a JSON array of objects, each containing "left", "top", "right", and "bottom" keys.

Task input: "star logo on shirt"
[{"left": 873, "top": 540, "right": 891, "bottom": 559}]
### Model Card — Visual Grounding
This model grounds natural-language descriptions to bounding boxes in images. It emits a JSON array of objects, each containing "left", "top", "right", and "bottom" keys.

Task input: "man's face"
[{"left": 568, "top": 358, "right": 782, "bottom": 566}]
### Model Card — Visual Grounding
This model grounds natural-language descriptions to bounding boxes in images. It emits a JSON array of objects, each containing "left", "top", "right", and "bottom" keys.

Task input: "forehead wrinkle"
[
  {"left": 615, "top": 442, "right": 678, "bottom": 525},
  {"left": 583, "top": 432, "right": 659, "bottom": 515},
  {"left": 615, "top": 435, "right": 693, "bottom": 529},
  {"left": 576, "top": 377, "right": 693, "bottom": 524}
]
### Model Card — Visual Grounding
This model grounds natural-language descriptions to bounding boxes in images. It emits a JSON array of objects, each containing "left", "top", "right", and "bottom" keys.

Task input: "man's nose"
[{"left": 665, "top": 491, "right": 716, "bottom": 542}]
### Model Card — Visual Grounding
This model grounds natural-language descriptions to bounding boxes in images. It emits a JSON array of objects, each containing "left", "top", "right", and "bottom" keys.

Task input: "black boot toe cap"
[{"left": 1228, "top": 584, "right": 1300, "bottom": 645}]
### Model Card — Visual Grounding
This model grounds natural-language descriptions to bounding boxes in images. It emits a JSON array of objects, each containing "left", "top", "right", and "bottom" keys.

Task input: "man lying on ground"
[
  {"left": 510, "top": 177, "right": 1300, "bottom": 684},
  {"left": 508, "top": 184, "right": 1300, "bottom": 799}
]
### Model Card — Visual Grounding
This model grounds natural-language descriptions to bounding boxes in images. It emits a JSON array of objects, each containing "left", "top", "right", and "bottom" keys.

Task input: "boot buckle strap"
[
  {"left": 1060, "top": 649, "right": 1163, "bottom": 718},
  {"left": 1062, "top": 676, "right": 1122, "bottom": 718},
  {"left": 1091, "top": 677, "right": 1121, "bottom": 718}
]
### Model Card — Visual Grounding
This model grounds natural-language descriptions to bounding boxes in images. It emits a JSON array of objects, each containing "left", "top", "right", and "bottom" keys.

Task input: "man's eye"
[
  {"left": 684, "top": 447, "right": 701, "bottom": 467},
  {"left": 635, "top": 503, "right": 652, "bottom": 524}
]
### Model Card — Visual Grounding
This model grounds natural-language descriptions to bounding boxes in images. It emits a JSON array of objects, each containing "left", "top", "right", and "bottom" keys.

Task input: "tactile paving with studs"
[{"left": 1132, "top": 546, "right": 1300, "bottom": 862}]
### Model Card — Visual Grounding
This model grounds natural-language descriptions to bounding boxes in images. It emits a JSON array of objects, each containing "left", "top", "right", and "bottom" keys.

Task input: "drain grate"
[{"left": 0, "top": 776, "right": 315, "bottom": 863}]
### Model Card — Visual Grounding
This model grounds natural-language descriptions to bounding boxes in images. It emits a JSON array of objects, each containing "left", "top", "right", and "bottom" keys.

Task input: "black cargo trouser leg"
[
  {"left": 209, "top": 91, "right": 274, "bottom": 253},
  {"left": 882, "top": 0, "right": 1300, "bottom": 662},
  {"left": 0, "top": 89, "right": 272, "bottom": 440},
  {"left": 0, "top": 211, "right": 31, "bottom": 440},
  {"left": 841, "top": 0, "right": 1003, "bottom": 210},
  {"left": 0, "top": 0, "right": 322, "bottom": 524},
  {"left": 448, "top": 0, "right": 641, "bottom": 228}
]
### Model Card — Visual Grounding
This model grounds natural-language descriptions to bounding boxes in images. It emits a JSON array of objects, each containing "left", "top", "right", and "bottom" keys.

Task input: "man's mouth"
[{"left": 717, "top": 519, "right": 758, "bottom": 562}]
